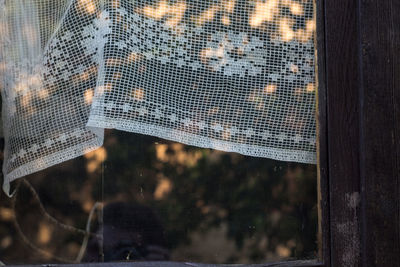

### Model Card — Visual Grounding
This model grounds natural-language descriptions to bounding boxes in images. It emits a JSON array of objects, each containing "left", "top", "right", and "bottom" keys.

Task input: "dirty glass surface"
[{"left": 0, "top": 130, "right": 317, "bottom": 265}]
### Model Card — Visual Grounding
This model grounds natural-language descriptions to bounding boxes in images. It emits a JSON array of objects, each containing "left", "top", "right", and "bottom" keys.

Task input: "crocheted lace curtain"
[{"left": 0, "top": 0, "right": 316, "bottom": 194}]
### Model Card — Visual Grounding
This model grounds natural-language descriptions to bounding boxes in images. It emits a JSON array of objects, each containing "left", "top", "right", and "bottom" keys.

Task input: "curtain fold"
[{"left": 0, "top": 0, "right": 317, "bottom": 195}]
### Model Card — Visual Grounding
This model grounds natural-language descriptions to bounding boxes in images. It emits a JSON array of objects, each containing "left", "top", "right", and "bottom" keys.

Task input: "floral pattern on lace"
[
  {"left": 85, "top": 3, "right": 317, "bottom": 163},
  {"left": 9, "top": 128, "right": 92, "bottom": 163},
  {"left": 2, "top": 0, "right": 317, "bottom": 189},
  {"left": 91, "top": 101, "right": 316, "bottom": 148},
  {"left": 2, "top": 0, "right": 104, "bottom": 182},
  {"left": 110, "top": 7, "right": 315, "bottom": 81}
]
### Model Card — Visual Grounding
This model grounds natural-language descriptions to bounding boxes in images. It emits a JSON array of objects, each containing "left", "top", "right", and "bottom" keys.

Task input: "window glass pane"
[
  {"left": 0, "top": 0, "right": 318, "bottom": 263},
  {"left": 0, "top": 130, "right": 317, "bottom": 264},
  {"left": 0, "top": 141, "right": 103, "bottom": 264}
]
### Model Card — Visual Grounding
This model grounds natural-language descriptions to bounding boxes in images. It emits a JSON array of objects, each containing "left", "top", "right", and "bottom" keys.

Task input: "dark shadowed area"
[{"left": 0, "top": 129, "right": 317, "bottom": 265}]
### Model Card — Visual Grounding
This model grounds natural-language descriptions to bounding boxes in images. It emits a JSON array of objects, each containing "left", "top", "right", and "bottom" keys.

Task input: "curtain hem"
[
  {"left": 2, "top": 137, "right": 103, "bottom": 196},
  {"left": 87, "top": 116, "right": 317, "bottom": 165}
]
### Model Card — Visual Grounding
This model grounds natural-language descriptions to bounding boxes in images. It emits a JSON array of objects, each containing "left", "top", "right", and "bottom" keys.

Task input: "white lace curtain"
[{"left": 0, "top": 0, "right": 316, "bottom": 195}]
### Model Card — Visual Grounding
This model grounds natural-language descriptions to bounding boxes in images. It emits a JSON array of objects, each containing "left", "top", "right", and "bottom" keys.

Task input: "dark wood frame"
[
  {"left": 319, "top": 0, "right": 400, "bottom": 266},
  {"left": 7, "top": 0, "right": 400, "bottom": 266}
]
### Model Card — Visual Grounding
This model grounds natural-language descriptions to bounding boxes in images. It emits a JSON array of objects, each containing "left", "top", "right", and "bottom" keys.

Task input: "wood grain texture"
[
  {"left": 324, "top": 0, "right": 362, "bottom": 266},
  {"left": 314, "top": 0, "right": 330, "bottom": 266},
  {"left": 324, "top": 0, "right": 400, "bottom": 265},
  {"left": 359, "top": 0, "right": 400, "bottom": 265}
]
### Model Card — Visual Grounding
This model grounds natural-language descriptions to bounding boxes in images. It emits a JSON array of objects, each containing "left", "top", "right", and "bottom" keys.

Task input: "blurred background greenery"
[
  {"left": 0, "top": 129, "right": 317, "bottom": 264},
  {"left": 0, "top": 0, "right": 317, "bottom": 264}
]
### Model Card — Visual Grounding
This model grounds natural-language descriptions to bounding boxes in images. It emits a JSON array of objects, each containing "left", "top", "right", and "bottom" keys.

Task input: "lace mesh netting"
[{"left": 0, "top": 0, "right": 316, "bottom": 194}]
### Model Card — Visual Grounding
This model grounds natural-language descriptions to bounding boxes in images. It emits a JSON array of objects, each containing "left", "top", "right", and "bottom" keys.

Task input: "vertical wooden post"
[
  {"left": 323, "top": 0, "right": 400, "bottom": 266},
  {"left": 324, "top": 0, "right": 362, "bottom": 266},
  {"left": 315, "top": 0, "right": 330, "bottom": 265},
  {"left": 358, "top": 0, "right": 400, "bottom": 265}
]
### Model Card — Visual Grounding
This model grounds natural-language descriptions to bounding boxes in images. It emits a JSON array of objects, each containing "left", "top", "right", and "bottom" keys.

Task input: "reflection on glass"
[
  {"left": 0, "top": 0, "right": 317, "bottom": 263},
  {"left": 0, "top": 131, "right": 317, "bottom": 264}
]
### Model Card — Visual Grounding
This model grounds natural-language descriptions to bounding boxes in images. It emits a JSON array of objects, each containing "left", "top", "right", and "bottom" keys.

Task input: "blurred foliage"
[
  {"left": 0, "top": 130, "right": 317, "bottom": 264},
  {"left": 101, "top": 130, "right": 318, "bottom": 262},
  {"left": 0, "top": 0, "right": 317, "bottom": 264}
]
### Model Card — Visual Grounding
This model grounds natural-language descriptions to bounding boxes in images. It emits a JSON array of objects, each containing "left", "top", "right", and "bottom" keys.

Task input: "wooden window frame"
[
  {"left": 6, "top": 0, "right": 400, "bottom": 266},
  {"left": 317, "top": 0, "right": 400, "bottom": 266}
]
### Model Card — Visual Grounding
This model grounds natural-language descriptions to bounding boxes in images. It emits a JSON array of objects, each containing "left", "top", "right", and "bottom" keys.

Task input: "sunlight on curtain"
[{"left": 0, "top": 0, "right": 316, "bottom": 195}]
